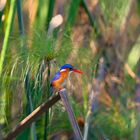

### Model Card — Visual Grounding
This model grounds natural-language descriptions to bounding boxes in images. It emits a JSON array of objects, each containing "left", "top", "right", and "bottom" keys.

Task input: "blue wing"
[{"left": 51, "top": 71, "right": 61, "bottom": 82}]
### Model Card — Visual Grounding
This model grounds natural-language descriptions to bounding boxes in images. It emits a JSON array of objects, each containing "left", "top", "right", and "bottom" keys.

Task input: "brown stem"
[
  {"left": 3, "top": 94, "right": 60, "bottom": 140},
  {"left": 59, "top": 89, "right": 83, "bottom": 140}
]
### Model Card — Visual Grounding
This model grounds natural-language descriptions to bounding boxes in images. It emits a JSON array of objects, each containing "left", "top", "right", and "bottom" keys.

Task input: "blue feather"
[{"left": 51, "top": 71, "right": 61, "bottom": 82}]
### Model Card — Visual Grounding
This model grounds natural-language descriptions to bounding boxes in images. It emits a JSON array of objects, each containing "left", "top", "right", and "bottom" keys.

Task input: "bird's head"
[{"left": 60, "top": 64, "right": 83, "bottom": 74}]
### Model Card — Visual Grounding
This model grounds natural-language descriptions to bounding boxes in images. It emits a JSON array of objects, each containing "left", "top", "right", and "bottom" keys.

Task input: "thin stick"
[
  {"left": 3, "top": 94, "right": 60, "bottom": 140},
  {"left": 59, "top": 89, "right": 83, "bottom": 140},
  {"left": 25, "top": 70, "right": 37, "bottom": 140},
  {"left": 44, "top": 61, "right": 51, "bottom": 140}
]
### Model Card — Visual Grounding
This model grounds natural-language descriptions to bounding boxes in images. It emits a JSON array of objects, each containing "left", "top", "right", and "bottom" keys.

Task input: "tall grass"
[{"left": 1, "top": 0, "right": 140, "bottom": 140}]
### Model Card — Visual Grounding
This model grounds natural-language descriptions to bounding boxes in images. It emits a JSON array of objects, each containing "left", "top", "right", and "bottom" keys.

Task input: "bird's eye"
[{"left": 70, "top": 68, "right": 73, "bottom": 71}]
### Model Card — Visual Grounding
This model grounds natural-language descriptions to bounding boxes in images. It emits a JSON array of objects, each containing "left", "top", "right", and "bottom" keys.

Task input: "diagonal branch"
[{"left": 3, "top": 94, "right": 61, "bottom": 140}]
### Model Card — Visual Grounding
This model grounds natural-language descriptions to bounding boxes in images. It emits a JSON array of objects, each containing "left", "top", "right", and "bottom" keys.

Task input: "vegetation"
[{"left": 0, "top": 0, "right": 140, "bottom": 140}]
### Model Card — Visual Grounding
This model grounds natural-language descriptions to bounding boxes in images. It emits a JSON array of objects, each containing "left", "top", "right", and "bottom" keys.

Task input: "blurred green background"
[{"left": 0, "top": 0, "right": 140, "bottom": 140}]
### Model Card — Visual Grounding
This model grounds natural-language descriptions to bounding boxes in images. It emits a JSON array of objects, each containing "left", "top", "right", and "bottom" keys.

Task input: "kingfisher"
[{"left": 51, "top": 64, "right": 83, "bottom": 90}]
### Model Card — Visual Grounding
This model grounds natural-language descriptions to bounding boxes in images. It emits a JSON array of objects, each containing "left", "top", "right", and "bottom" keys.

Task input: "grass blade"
[
  {"left": 44, "top": 62, "right": 51, "bottom": 140},
  {"left": 0, "top": 0, "right": 16, "bottom": 76},
  {"left": 16, "top": 0, "right": 24, "bottom": 35},
  {"left": 81, "top": 0, "right": 97, "bottom": 33},
  {"left": 46, "top": 0, "right": 56, "bottom": 30},
  {"left": 25, "top": 70, "right": 37, "bottom": 140},
  {"left": 65, "top": 0, "right": 81, "bottom": 28}
]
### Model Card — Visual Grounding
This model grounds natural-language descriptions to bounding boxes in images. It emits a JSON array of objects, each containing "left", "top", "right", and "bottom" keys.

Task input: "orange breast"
[{"left": 52, "top": 70, "right": 69, "bottom": 89}]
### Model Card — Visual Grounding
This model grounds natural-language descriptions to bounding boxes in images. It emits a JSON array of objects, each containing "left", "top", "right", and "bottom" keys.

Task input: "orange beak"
[{"left": 73, "top": 69, "right": 83, "bottom": 74}]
